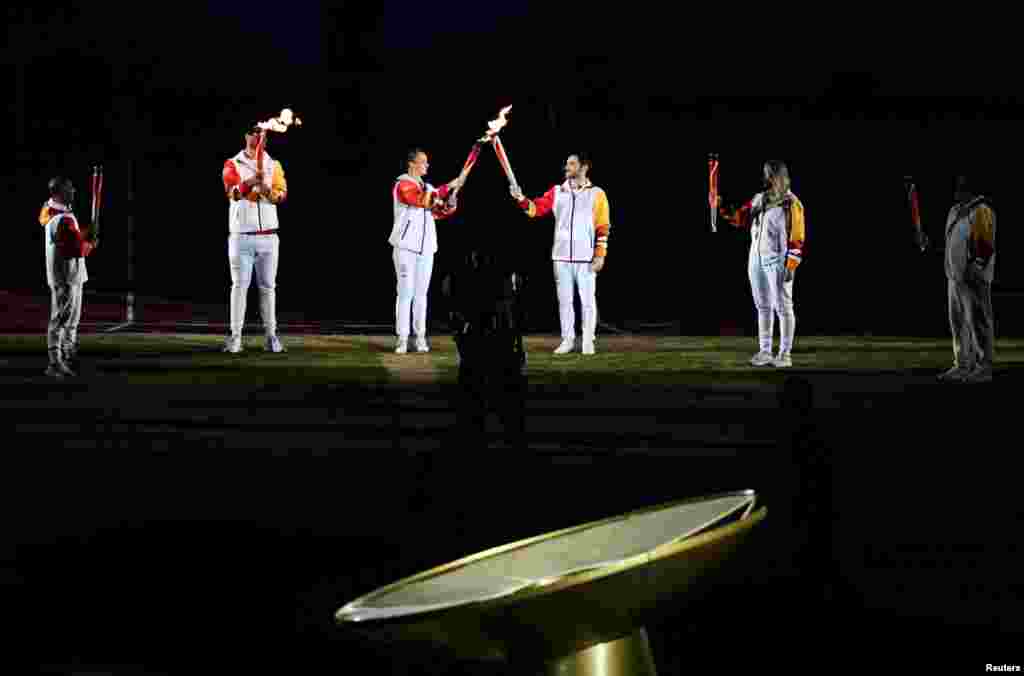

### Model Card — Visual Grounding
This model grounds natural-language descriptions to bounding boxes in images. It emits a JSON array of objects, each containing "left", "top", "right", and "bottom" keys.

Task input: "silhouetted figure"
[
  {"left": 777, "top": 376, "right": 842, "bottom": 603},
  {"left": 938, "top": 175, "right": 996, "bottom": 384},
  {"left": 441, "top": 250, "right": 528, "bottom": 450}
]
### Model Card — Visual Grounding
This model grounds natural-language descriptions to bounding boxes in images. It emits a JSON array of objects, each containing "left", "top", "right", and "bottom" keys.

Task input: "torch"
[
  {"left": 90, "top": 164, "right": 103, "bottom": 243},
  {"left": 492, "top": 134, "right": 520, "bottom": 196},
  {"left": 453, "top": 105, "right": 513, "bottom": 193},
  {"left": 481, "top": 105, "right": 518, "bottom": 193},
  {"left": 254, "top": 108, "right": 303, "bottom": 184},
  {"left": 708, "top": 153, "right": 719, "bottom": 233},
  {"left": 905, "top": 176, "right": 928, "bottom": 252},
  {"left": 253, "top": 108, "right": 303, "bottom": 225}
]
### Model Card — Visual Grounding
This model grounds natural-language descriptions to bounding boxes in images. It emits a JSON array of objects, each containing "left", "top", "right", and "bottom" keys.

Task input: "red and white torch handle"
[
  {"left": 492, "top": 134, "right": 520, "bottom": 194},
  {"left": 708, "top": 154, "right": 719, "bottom": 233},
  {"left": 91, "top": 165, "right": 103, "bottom": 239}
]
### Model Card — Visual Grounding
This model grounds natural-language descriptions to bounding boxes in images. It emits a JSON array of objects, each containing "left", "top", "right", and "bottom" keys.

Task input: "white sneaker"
[
  {"left": 45, "top": 362, "right": 76, "bottom": 378},
  {"left": 772, "top": 352, "right": 793, "bottom": 368},
  {"left": 415, "top": 337, "right": 430, "bottom": 353},
  {"left": 265, "top": 335, "right": 286, "bottom": 353},
  {"left": 750, "top": 351, "right": 774, "bottom": 366},
  {"left": 223, "top": 335, "right": 243, "bottom": 353},
  {"left": 554, "top": 338, "right": 575, "bottom": 354},
  {"left": 582, "top": 339, "right": 595, "bottom": 355},
  {"left": 395, "top": 338, "right": 408, "bottom": 354}
]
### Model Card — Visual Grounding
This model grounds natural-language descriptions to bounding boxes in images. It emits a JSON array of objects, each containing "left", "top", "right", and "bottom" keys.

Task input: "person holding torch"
[
  {"left": 511, "top": 152, "right": 610, "bottom": 355},
  {"left": 388, "top": 148, "right": 464, "bottom": 354},
  {"left": 938, "top": 174, "right": 996, "bottom": 384},
  {"left": 718, "top": 160, "right": 806, "bottom": 368},
  {"left": 39, "top": 176, "right": 97, "bottom": 377},
  {"left": 222, "top": 120, "right": 289, "bottom": 354}
]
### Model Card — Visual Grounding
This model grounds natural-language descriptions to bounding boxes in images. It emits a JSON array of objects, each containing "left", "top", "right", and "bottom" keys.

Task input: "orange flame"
[
  {"left": 258, "top": 108, "right": 304, "bottom": 133},
  {"left": 481, "top": 105, "right": 512, "bottom": 141}
]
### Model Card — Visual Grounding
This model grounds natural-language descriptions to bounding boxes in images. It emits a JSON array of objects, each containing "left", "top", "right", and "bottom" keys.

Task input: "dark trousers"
[
  {"left": 947, "top": 277, "right": 994, "bottom": 369},
  {"left": 454, "top": 333, "right": 526, "bottom": 449}
]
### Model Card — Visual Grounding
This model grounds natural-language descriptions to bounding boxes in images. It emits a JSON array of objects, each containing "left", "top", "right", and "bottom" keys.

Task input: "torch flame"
[
  {"left": 258, "top": 108, "right": 304, "bottom": 133},
  {"left": 486, "top": 105, "right": 512, "bottom": 137}
]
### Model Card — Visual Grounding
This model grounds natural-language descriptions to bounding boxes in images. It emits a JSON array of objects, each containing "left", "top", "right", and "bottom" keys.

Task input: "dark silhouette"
[{"left": 442, "top": 249, "right": 528, "bottom": 450}]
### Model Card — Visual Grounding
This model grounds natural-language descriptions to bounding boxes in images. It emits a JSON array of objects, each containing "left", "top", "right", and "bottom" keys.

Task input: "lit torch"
[
  {"left": 708, "top": 153, "right": 719, "bottom": 233},
  {"left": 482, "top": 106, "right": 519, "bottom": 194},
  {"left": 256, "top": 107, "right": 303, "bottom": 134},
  {"left": 253, "top": 108, "right": 302, "bottom": 193},
  {"left": 454, "top": 105, "right": 512, "bottom": 191}
]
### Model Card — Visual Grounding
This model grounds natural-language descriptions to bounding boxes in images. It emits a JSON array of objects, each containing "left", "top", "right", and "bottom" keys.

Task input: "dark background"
[
  {"left": 4, "top": 3, "right": 1023, "bottom": 674},
  {"left": 5, "top": 3, "right": 1022, "bottom": 336}
]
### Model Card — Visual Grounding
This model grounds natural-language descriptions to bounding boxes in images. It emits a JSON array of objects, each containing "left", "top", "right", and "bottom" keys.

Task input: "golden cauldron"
[{"left": 337, "top": 490, "right": 766, "bottom": 675}]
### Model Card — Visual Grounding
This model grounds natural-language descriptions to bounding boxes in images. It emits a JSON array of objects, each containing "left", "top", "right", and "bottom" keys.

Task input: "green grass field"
[{"left": 3, "top": 333, "right": 1022, "bottom": 386}]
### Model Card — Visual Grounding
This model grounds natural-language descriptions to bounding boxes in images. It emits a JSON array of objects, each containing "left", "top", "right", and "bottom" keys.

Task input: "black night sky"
[{"left": 4, "top": 3, "right": 1023, "bottom": 674}]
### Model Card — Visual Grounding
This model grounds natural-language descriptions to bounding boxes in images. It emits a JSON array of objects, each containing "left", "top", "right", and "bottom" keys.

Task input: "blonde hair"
[{"left": 764, "top": 160, "right": 791, "bottom": 191}]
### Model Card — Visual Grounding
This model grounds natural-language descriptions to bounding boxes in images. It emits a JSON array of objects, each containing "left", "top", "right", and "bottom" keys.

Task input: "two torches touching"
[{"left": 456, "top": 105, "right": 519, "bottom": 196}]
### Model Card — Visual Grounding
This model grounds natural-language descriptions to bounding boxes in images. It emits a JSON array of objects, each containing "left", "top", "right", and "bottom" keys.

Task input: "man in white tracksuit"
[
  {"left": 221, "top": 122, "right": 289, "bottom": 354},
  {"left": 939, "top": 175, "right": 996, "bottom": 383},
  {"left": 388, "top": 148, "right": 462, "bottom": 354},
  {"left": 512, "top": 152, "right": 610, "bottom": 355},
  {"left": 720, "top": 160, "right": 806, "bottom": 367}
]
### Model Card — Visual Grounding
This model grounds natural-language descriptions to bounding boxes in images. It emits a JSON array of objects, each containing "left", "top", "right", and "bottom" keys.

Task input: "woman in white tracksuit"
[
  {"left": 388, "top": 148, "right": 462, "bottom": 354},
  {"left": 720, "top": 160, "right": 806, "bottom": 368}
]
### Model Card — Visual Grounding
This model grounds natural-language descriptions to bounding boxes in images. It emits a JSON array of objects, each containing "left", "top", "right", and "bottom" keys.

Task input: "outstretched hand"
[
  {"left": 510, "top": 186, "right": 525, "bottom": 202},
  {"left": 591, "top": 257, "right": 605, "bottom": 273}
]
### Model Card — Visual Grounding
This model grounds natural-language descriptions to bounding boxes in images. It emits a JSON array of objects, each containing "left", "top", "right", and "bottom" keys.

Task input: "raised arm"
[
  {"left": 397, "top": 179, "right": 453, "bottom": 210},
  {"left": 56, "top": 215, "right": 95, "bottom": 258},
  {"left": 514, "top": 186, "right": 557, "bottom": 219},
  {"left": 718, "top": 196, "right": 757, "bottom": 229}
]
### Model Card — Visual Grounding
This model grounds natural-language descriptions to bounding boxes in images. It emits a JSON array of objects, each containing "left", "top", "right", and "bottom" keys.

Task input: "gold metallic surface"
[
  {"left": 336, "top": 490, "right": 766, "bottom": 673},
  {"left": 542, "top": 629, "right": 657, "bottom": 676}
]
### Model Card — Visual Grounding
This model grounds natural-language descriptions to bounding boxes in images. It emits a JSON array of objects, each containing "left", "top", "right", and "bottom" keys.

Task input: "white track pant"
[
  {"left": 393, "top": 247, "right": 434, "bottom": 339},
  {"left": 553, "top": 261, "right": 597, "bottom": 342},
  {"left": 749, "top": 251, "right": 795, "bottom": 354},
  {"left": 228, "top": 233, "right": 279, "bottom": 336},
  {"left": 947, "top": 277, "right": 994, "bottom": 369},
  {"left": 48, "top": 282, "right": 84, "bottom": 362}
]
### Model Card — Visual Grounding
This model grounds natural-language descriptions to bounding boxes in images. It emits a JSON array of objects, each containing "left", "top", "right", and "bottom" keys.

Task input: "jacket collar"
[
  {"left": 235, "top": 149, "right": 272, "bottom": 167},
  {"left": 396, "top": 173, "right": 424, "bottom": 187},
  {"left": 560, "top": 178, "right": 593, "bottom": 191},
  {"left": 45, "top": 198, "right": 70, "bottom": 213}
]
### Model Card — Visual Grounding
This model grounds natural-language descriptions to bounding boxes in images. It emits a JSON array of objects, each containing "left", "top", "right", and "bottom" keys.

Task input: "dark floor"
[{"left": 5, "top": 375, "right": 1022, "bottom": 674}]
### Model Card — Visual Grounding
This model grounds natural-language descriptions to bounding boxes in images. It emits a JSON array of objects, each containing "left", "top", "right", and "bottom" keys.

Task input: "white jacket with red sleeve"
[
  {"left": 388, "top": 174, "right": 457, "bottom": 256},
  {"left": 517, "top": 179, "right": 611, "bottom": 263},
  {"left": 39, "top": 199, "right": 94, "bottom": 286},
  {"left": 222, "top": 149, "right": 288, "bottom": 233}
]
